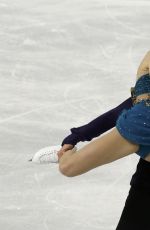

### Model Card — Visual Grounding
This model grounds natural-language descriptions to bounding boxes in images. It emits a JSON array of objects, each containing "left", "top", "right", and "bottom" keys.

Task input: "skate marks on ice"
[{"left": 0, "top": 0, "right": 150, "bottom": 230}]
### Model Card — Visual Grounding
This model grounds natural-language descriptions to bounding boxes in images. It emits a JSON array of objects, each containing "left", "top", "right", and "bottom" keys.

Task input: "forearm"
[{"left": 61, "top": 97, "right": 133, "bottom": 146}]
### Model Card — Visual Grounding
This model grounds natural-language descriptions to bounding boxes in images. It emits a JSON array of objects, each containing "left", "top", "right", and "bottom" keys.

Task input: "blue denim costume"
[{"left": 116, "top": 74, "right": 150, "bottom": 159}]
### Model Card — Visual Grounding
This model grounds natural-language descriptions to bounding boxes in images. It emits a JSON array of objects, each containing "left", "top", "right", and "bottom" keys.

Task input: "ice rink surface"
[{"left": 0, "top": 0, "right": 150, "bottom": 229}]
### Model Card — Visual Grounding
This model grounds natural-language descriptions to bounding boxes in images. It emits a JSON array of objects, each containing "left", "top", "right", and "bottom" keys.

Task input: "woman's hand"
[{"left": 57, "top": 144, "right": 74, "bottom": 159}]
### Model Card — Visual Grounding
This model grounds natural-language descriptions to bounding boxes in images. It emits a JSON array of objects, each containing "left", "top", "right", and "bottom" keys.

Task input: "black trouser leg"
[
  {"left": 116, "top": 158, "right": 150, "bottom": 230},
  {"left": 116, "top": 186, "right": 150, "bottom": 230}
]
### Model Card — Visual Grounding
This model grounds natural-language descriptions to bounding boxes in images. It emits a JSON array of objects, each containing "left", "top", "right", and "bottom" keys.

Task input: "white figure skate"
[{"left": 30, "top": 145, "right": 77, "bottom": 164}]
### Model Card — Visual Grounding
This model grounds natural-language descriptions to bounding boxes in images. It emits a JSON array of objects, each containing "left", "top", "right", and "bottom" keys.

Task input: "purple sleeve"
[{"left": 61, "top": 97, "right": 133, "bottom": 147}]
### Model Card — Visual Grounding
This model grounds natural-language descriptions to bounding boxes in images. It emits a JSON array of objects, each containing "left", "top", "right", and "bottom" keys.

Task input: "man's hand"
[{"left": 57, "top": 144, "right": 74, "bottom": 159}]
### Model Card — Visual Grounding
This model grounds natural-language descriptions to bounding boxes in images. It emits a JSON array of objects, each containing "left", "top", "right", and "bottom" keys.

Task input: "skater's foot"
[{"left": 30, "top": 145, "right": 77, "bottom": 164}]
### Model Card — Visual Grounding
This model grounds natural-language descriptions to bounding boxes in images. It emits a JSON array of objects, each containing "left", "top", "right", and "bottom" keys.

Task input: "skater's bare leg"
[{"left": 58, "top": 127, "right": 140, "bottom": 177}]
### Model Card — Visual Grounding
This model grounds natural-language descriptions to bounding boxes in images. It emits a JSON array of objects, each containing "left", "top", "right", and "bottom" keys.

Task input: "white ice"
[{"left": 0, "top": 0, "right": 149, "bottom": 229}]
